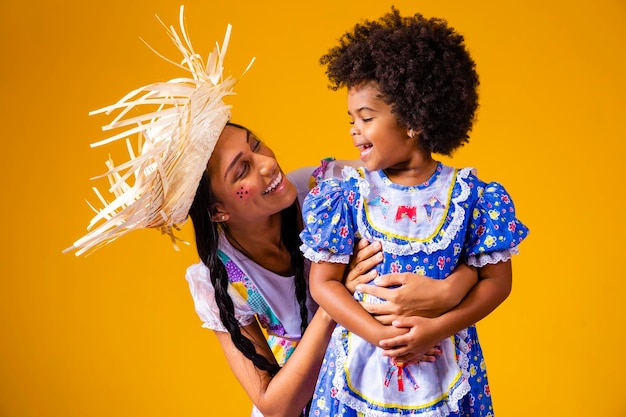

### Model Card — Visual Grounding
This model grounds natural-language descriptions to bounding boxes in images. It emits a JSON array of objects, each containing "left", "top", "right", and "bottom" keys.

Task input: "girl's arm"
[
  {"left": 379, "top": 260, "right": 512, "bottom": 362},
  {"left": 310, "top": 261, "right": 405, "bottom": 347},
  {"left": 215, "top": 307, "right": 335, "bottom": 417}
]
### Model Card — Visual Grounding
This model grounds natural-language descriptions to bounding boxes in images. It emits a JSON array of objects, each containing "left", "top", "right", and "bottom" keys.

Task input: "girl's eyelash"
[{"left": 349, "top": 117, "right": 372, "bottom": 125}]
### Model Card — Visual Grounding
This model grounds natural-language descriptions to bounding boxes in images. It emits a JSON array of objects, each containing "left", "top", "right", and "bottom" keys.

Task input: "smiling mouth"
[
  {"left": 262, "top": 172, "right": 283, "bottom": 195},
  {"left": 357, "top": 143, "right": 373, "bottom": 157}
]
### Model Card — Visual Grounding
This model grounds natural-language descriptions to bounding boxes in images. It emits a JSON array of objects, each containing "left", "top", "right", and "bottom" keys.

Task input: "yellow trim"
[
  {"left": 361, "top": 168, "right": 458, "bottom": 242},
  {"left": 343, "top": 333, "right": 464, "bottom": 410}
]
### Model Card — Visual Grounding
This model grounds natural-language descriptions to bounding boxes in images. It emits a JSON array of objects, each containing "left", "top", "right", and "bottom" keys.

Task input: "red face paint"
[{"left": 236, "top": 186, "right": 250, "bottom": 200}]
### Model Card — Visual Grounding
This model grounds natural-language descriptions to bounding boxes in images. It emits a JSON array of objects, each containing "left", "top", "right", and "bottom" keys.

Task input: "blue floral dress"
[{"left": 300, "top": 162, "right": 529, "bottom": 417}]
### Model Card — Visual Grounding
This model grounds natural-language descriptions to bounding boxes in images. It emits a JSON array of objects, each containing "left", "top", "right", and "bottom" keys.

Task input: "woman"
[{"left": 184, "top": 123, "right": 479, "bottom": 417}]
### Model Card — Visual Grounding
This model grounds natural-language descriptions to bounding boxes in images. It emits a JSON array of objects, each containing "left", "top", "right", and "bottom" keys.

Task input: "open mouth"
[
  {"left": 262, "top": 172, "right": 283, "bottom": 195},
  {"left": 357, "top": 144, "right": 373, "bottom": 158}
]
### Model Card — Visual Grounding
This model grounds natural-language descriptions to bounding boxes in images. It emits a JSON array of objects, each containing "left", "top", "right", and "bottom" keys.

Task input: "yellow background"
[{"left": 1, "top": 0, "right": 624, "bottom": 416}]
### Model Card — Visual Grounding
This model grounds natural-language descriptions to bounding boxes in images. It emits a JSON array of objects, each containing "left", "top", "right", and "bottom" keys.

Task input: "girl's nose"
[{"left": 350, "top": 125, "right": 359, "bottom": 137}]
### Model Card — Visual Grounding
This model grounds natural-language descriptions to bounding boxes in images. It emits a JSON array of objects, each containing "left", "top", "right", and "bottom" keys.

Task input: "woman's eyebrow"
[
  {"left": 223, "top": 130, "right": 251, "bottom": 180},
  {"left": 224, "top": 152, "right": 243, "bottom": 180}
]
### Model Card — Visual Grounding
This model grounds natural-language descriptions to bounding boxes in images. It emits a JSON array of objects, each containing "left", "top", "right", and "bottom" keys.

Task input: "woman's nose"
[{"left": 257, "top": 153, "right": 277, "bottom": 176}]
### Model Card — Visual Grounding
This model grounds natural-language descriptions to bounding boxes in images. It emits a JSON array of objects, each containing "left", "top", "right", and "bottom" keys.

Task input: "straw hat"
[{"left": 64, "top": 6, "right": 253, "bottom": 256}]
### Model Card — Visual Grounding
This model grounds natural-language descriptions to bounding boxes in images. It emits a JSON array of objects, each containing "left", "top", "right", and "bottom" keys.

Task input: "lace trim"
[
  {"left": 467, "top": 247, "right": 519, "bottom": 268},
  {"left": 449, "top": 329, "right": 471, "bottom": 412},
  {"left": 352, "top": 167, "right": 474, "bottom": 256},
  {"left": 343, "top": 165, "right": 369, "bottom": 195},
  {"left": 300, "top": 245, "right": 350, "bottom": 264},
  {"left": 330, "top": 327, "right": 473, "bottom": 417}
]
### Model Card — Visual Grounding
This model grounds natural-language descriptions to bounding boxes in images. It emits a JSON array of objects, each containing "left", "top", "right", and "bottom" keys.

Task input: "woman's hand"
[
  {"left": 357, "top": 264, "right": 478, "bottom": 323},
  {"left": 379, "top": 316, "right": 446, "bottom": 365},
  {"left": 344, "top": 239, "right": 383, "bottom": 294}
]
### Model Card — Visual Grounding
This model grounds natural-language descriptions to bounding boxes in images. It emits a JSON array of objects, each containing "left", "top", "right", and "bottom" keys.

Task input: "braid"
[
  {"left": 188, "top": 123, "right": 312, "bottom": 416},
  {"left": 281, "top": 201, "right": 309, "bottom": 336},
  {"left": 281, "top": 200, "right": 310, "bottom": 417},
  {"left": 189, "top": 171, "right": 281, "bottom": 376}
]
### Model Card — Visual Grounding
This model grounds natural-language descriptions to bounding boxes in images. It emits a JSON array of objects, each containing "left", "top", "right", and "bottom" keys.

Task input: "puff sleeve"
[
  {"left": 299, "top": 177, "right": 358, "bottom": 264},
  {"left": 185, "top": 262, "right": 257, "bottom": 331},
  {"left": 465, "top": 181, "right": 529, "bottom": 267}
]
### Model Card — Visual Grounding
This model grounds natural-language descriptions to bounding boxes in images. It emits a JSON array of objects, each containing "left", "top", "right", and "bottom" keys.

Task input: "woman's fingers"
[{"left": 344, "top": 240, "right": 383, "bottom": 293}]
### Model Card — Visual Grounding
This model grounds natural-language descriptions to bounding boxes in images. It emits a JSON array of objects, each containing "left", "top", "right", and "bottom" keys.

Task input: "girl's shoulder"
[{"left": 288, "top": 158, "right": 362, "bottom": 207}]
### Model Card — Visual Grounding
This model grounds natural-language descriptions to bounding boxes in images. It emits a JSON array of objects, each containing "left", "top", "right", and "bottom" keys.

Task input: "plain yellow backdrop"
[{"left": 1, "top": 0, "right": 625, "bottom": 416}]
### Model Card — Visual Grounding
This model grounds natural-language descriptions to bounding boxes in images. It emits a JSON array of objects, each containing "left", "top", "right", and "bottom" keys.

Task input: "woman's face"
[{"left": 206, "top": 125, "right": 297, "bottom": 224}]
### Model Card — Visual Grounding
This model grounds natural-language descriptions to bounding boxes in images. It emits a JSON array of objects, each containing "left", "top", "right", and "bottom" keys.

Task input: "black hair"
[
  {"left": 320, "top": 7, "right": 480, "bottom": 156},
  {"left": 187, "top": 123, "right": 308, "bottom": 377}
]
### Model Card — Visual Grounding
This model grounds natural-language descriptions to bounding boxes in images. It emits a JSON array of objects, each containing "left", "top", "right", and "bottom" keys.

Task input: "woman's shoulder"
[
  {"left": 184, "top": 259, "right": 258, "bottom": 330},
  {"left": 186, "top": 260, "right": 210, "bottom": 281},
  {"left": 185, "top": 261, "right": 214, "bottom": 294},
  {"left": 288, "top": 158, "right": 361, "bottom": 191}
]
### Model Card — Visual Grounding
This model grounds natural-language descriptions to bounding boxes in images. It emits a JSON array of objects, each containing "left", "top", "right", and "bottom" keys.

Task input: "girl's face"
[
  {"left": 206, "top": 125, "right": 297, "bottom": 224},
  {"left": 347, "top": 83, "right": 418, "bottom": 173}
]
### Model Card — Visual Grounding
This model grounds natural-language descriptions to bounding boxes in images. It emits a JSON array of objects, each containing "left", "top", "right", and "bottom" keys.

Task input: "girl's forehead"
[{"left": 348, "top": 84, "right": 387, "bottom": 108}]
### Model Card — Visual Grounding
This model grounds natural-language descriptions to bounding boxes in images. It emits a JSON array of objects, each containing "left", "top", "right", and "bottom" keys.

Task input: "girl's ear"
[
  {"left": 407, "top": 128, "right": 418, "bottom": 139},
  {"left": 210, "top": 203, "right": 229, "bottom": 223}
]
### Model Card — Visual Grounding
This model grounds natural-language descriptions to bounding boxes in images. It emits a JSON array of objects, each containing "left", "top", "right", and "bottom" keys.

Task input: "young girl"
[{"left": 300, "top": 8, "right": 529, "bottom": 417}]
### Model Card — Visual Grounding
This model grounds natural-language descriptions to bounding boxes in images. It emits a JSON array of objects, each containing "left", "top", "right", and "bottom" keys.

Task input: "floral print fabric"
[{"left": 300, "top": 163, "right": 529, "bottom": 416}]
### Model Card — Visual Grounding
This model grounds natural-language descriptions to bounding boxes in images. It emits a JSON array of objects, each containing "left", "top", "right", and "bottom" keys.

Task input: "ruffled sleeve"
[
  {"left": 299, "top": 176, "right": 358, "bottom": 264},
  {"left": 465, "top": 181, "right": 529, "bottom": 267},
  {"left": 185, "top": 262, "right": 257, "bottom": 331}
]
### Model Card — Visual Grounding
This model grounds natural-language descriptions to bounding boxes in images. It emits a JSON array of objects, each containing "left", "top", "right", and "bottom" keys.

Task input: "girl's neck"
[{"left": 383, "top": 156, "right": 439, "bottom": 186}]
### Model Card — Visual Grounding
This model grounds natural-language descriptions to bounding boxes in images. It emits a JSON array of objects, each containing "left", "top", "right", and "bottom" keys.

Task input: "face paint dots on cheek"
[{"left": 235, "top": 186, "right": 250, "bottom": 200}]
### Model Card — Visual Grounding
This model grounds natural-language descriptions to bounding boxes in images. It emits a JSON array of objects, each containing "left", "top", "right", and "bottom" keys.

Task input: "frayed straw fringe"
[{"left": 64, "top": 5, "right": 254, "bottom": 256}]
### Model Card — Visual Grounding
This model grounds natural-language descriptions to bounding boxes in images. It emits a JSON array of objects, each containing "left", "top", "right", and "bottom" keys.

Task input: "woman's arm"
[
  {"left": 215, "top": 308, "right": 335, "bottom": 417},
  {"left": 310, "top": 261, "right": 405, "bottom": 347},
  {"left": 359, "top": 264, "right": 478, "bottom": 321},
  {"left": 345, "top": 239, "right": 478, "bottom": 321},
  {"left": 379, "top": 260, "right": 512, "bottom": 363}
]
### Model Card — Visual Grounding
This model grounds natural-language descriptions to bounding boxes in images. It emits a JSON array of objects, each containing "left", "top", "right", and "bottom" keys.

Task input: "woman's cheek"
[{"left": 235, "top": 186, "right": 252, "bottom": 201}]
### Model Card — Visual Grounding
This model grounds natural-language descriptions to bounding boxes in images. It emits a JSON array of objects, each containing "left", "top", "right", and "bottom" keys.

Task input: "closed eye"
[
  {"left": 251, "top": 136, "right": 261, "bottom": 152},
  {"left": 234, "top": 136, "right": 262, "bottom": 180}
]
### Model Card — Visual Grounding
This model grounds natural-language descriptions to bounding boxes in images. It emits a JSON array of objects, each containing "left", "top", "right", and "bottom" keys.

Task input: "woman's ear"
[{"left": 210, "top": 203, "right": 229, "bottom": 223}]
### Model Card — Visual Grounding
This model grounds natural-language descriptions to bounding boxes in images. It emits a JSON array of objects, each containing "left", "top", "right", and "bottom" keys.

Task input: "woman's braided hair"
[{"left": 188, "top": 123, "right": 308, "bottom": 376}]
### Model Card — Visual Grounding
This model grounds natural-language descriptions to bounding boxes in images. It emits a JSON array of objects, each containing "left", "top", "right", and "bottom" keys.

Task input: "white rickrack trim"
[{"left": 467, "top": 247, "right": 520, "bottom": 268}]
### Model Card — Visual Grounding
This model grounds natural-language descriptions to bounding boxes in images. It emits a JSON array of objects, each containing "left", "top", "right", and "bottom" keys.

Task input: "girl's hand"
[
  {"left": 394, "top": 346, "right": 442, "bottom": 366},
  {"left": 344, "top": 239, "right": 383, "bottom": 294}
]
